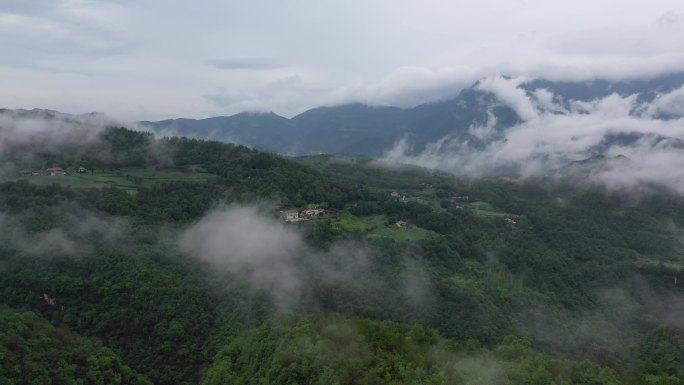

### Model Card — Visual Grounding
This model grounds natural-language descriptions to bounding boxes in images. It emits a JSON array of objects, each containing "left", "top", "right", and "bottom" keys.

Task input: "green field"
[
  {"left": 333, "top": 214, "right": 436, "bottom": 241},
  {"left": 26, "top": 166, "right": 215, "bottom": 194},
  {"left": 122, "top": 166, "right": 216, "bottom": 186},
  {"left": 27, "top": 172, "right": 137, "bottom": 193},
  {"left": 335, "top": 214, "right": 377, "bottom": 232},
  {"left": 635, "top": 257, "right": 684, "bottom": 273},
  {"left": 464, "top": 201, "right": 519, "bottom": 218}
]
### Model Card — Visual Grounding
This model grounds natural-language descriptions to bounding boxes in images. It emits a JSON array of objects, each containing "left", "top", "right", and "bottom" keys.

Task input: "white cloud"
[
  {"left": 178, "top": 205, "right": 434, "bottom": 310},
  {"left": 336, "top": 66, "right": 479, "bottom": 107},
  {"left": 207, "top": 57, "right": 284, "bottom": 71},
  {"left": 0, "top": 110, "right": 120, "bottom": 157},
  {"left": 178, "top": 205, "right": 305, "bottom": 308},
  {"left": 646, "top": 84, "right": 684, "bottom": 117},
  {"left": 476, "top": 76, "right": 537, "bottom": 122},
  {"left": 0, "top": 208, "right": 129, "bottom": 257},
  {"left": 468, "top": 111, "right": 499, "bottom": 141},
  {"left": 0, "top": 0, "right": 133, "bottom": 66},
  {"left": 384, "top": 76, "right": 684, "bottom": 194}
]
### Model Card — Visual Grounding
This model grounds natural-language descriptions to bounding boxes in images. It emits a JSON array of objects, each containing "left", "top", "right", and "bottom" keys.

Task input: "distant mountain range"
[
  {"left": 138, "top": 72, "right": 684, "bottom": 157},
  {"left": 138, "top": 87, "right": 515, "bottom": 157}
]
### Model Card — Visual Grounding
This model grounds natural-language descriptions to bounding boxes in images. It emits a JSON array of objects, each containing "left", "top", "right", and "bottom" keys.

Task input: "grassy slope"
[
  {"left": 332, "top": 214, "right": 437, "bottom": 241},
  {"left": 464, "top": 201, "right": 520, "bottom": 218},
  {"left": 25, "top": 166, "right": 215, "bottom": 194}
]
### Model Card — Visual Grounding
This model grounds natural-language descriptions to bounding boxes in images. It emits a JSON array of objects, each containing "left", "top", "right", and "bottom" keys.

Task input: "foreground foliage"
[
  {"left": 0, "top": 308, "right": 151, "bottom": 385},
  {"left": 203, "top": 314, "right": 621, "bottom": 385}
]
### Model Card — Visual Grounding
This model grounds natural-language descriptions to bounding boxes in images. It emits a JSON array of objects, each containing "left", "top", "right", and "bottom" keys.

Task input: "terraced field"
[{"left": 26, "top": 166, "right": 215, "bottom": 194}]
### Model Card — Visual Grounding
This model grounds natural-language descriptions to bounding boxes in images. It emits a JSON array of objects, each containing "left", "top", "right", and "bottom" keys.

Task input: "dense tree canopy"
[
  {"left": 1, "top": 127, "right": 682, "bottom": 384},
  {"left": 0, "top": 308, "right": 151, "bottom": 385}
]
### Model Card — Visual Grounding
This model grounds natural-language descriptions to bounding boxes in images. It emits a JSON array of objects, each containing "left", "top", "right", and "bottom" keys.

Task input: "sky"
[{"left": 1, "top": 0, "right": 683, "bottom": 121}]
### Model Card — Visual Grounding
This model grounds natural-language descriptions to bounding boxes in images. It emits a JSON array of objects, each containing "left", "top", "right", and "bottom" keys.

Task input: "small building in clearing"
[
  {"left": 395, "top": 220, "right": 408, "bottom": 229},
  {"left": 280, "top": 208, "right": 299, "bottom": 222},
  {"left": 448, "top": 195, "right": 470, "bottom": 202},
  {"left": 46, "top": 167, "right": 66, "bottom": 176},
  {"left": 301, "top": 208, "right": 325, "bottom": 218}
]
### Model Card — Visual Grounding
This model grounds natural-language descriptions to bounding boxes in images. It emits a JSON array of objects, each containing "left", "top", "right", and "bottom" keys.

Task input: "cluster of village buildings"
[
  {"left": 279, "top": 187, "right": 518, "bottom": 229},
  {"left": 391, "top": 190, "right": 518, "bottom": 226},
  {"left": 279, "top": 207, "right": 326, "bottom": 222},
  {"left": 30, "top": 166, "right": 87, "bottom": 176}
]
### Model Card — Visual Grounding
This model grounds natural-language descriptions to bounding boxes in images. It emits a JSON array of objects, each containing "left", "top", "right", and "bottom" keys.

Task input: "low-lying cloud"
[
  {"left": 515, "top": 277, "right": 684, "bottom": 362},
  {"left": 178, "top": 205, "right": 434, "bottom": 312},
  {"left": 384, "top": 75, "right": 684, "bottom": 194},
  {"left": 0, "top": 109, "right": 171, "bottom": 178},
  {"left": 0, "top": 207, "right": 128, "bottom": 257},
  {"left": 0, "top": 109, "right": 121, "bottom": 157},
  {"left": 178, "top": 205, "right": 304, "bottom": 308}
]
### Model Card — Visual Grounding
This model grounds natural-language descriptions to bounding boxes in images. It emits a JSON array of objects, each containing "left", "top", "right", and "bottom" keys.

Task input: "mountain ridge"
[{"left": 138, "top": 72, "right": 684, "bottom": 156}]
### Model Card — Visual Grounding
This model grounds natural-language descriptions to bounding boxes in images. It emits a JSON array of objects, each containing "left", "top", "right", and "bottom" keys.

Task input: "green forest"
[{"left": 1, "top": 126, "right": 683, "bottom": 385}]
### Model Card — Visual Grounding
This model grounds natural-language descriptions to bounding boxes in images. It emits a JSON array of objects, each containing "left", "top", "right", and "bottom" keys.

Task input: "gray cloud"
[
  {"left": 207, "top": 57, "right": 283, "bottom": 71},
  {"left": 552, "top": 26, "right": 682, "bottom": 58},
  {"left": 203, "top": 66, "right": 481, "bottom": 116},
  {"left": 515, "top": 277, "right": 684, "bottom": 361},
  {"left": 204, "top": 74, "right": 331, "bottom": 115},
  {"left": 0, "top": 109, "right": 121, "bottom": 158},
  {"left": 658, "top": 10, "right": 684, "bottom": 30},
  {"left": 647, "top": 85, "right": 684, "bottom": 117},
  {"left": 0, "top": 0, "right": 134, "bottom": 67},
  {"left": 2, "top": 1, "right": 684, "bottom": 120},
  {"left": 0, "top": 208, "right": 129, "bottom": 257}
]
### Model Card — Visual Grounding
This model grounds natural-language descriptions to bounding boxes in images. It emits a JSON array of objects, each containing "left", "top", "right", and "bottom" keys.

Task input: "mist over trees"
[{"left": 0, "top": 119, "right": 683, "bottom": 384}]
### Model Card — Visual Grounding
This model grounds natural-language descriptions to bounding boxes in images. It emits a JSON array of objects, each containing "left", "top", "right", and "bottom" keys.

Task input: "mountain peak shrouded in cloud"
[
  {"left": 0, "top": 108, "right": 122, "bottom": 153},
  {"left": 0, "top": 108, "right": 145, "bottom": 179},
  {"left": 4, "top": 1, "right": 684, "bottom": 193},
  {"left": 7, "top": 71, "right": 682, "bottom": 194},
  {"left": 383, "top": 74, "right": 684, "bottom": 194},
  {"left": 141, "top": 71, "right": 684, "bottom": 150},
  {"left": 137, "top": 71, "right": 684, "bottom": 194}
]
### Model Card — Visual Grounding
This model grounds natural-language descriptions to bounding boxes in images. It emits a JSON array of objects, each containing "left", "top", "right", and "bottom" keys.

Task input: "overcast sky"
[{"left": 1, "top": 0, "right": 683, "bottom": 120}]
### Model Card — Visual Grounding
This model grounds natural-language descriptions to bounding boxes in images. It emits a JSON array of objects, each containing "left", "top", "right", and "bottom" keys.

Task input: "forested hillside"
[
  {"left": 1, "top": 122, "right": 683, "bottom": 384},
  {"left": 0, "top": 308, "right": 150, "bottom": 385}
]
